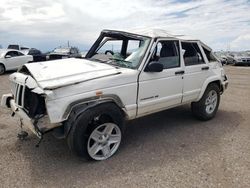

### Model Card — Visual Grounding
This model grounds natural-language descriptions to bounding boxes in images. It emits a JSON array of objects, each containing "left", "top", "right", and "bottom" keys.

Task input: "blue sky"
[{"left": 0, "top": 0, "right": 250, "bottom": 52}]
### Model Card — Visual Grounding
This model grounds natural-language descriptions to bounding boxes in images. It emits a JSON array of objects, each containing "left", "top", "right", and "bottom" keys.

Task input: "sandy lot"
[{"left": 0, "top": 66, "right": 250, "bottom": 188}]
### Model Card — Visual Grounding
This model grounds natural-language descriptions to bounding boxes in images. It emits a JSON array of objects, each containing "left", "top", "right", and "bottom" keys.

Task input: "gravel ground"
[{"left": 0, "top": 66, "right": 250, "bottom": 188}]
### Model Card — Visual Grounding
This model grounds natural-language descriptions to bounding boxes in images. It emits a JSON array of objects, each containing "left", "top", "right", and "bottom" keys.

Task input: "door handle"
[
  {"left": 175, "top": 70, "right": 185, "bottom": 75},
  {"left": 201, "top": 66, "right": 209, "bottom": 70}
]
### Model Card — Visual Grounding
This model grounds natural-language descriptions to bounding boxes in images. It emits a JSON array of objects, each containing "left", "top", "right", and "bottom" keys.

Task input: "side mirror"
[
  {"left": 5, "top": 55, "right": 11, "bottom": 58},
  {"left": 145, "top": 61, "right": 163, "bottom": 72}
]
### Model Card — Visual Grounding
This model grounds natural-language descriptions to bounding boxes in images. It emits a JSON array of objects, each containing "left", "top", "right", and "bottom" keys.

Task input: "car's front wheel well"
[
  {"left": 208, "top": 80, "right": 222, "bottom": 92},
  {"left": 61, "top": 101, "right": 125, "bottom": 138},
  {"left": 0, "top": 63, "right": 5, "bottom": 69},
  {"left": 0, "top": 63, "right": 6, "bottom": 74}
]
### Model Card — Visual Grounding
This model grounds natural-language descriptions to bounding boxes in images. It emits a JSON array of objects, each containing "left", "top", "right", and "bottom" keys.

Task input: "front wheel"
[
  {"left": 67, "top": 103, "right": 124, "bottom": 160},
  {"left": 87, "top": 123, "right": 122, "bottom": 160},
  {"left": 191, "top": 84, "right": 220, "bottom": 121}
]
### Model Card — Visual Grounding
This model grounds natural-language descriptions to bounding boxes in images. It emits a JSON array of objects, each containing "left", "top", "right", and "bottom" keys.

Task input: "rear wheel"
[
  {"left": 191, "top": 84, "right": 220, "bottom": 121},
  {"left": 0, "top": 64, "right": 5, "bottom": 75}
]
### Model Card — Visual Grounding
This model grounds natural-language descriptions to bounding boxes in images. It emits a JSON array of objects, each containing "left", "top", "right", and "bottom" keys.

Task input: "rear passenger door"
[
  {"left": 181, "top": 41, "right": 210, "bottom": 103},
  {"left": 137, "top": 39, "right": 184, "bottom": 116}
]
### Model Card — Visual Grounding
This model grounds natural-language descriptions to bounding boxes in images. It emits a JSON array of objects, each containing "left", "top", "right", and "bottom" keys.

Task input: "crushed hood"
[{"left": 24, "top": 58, "right": 120, "bottom": 89}]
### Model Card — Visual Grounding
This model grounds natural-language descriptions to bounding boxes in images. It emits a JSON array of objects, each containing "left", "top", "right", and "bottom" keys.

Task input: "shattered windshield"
[{"left": 88, "top": 32, "right": 151, "bottom": 69}]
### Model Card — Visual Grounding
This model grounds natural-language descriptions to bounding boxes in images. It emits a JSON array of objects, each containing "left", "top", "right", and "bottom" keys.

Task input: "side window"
[
  {"left": 6, "top": 51, "right": 19, "bottom": 57},
  {"left": 18, "top": 52, "right": 24, "bottom": 56},
  {"left": 202, "top": 47, "right": 217, "bottom": 62},
  {"left": 153, "top": 40, "right": 180, "bottom": 69},
  {"left": 181, "top": 42, "right": 205, "bottom": 66}
]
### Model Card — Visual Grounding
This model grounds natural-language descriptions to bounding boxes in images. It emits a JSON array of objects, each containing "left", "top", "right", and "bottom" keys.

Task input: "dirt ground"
[{"left": 0, "top": 66, "right": 249, "bottom": 188}]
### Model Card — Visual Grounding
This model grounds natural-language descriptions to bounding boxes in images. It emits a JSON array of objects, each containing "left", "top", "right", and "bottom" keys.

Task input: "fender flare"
[
  {"left": 62, "top": 95, "right": 127, "bottom": 137},
  {"left": 196, "top": 76, "right": 222, "bottom": 101}
]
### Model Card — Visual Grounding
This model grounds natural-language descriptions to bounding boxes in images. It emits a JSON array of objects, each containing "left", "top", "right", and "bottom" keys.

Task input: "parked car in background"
[
  {"left": 0, "top": 49, "right": 33, "bottom": 74},
  {"left": 8, "top": 44, "right": 29, "bottom": 51},
  {"left": 46, "top": 46, "right": 81, "bottom": 60},
  {"left": 22, "top": 48, "right": 46, "bottom": 62},
  {"left": 226, "top": 53, "right": 237, "bottom": 65},
  {"left": 1, "top": 29, "right": 228, "bottom": 161},
  {"left": 233, "top": 52, "right": 250, "bottom": 66}
]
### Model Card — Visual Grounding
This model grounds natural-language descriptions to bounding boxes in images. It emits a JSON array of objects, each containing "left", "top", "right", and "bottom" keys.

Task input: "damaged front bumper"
[
  {"left": 1, "top": 94, "right": 59, "bottom": 138},
  {"left": 2, "top": 94, "right": 42, "bottom": 138}
]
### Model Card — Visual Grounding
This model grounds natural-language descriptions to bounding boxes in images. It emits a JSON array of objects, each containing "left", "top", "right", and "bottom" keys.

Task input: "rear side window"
[
  {"left": 153, "top": 40, "right": 180, "bottom": 69},
  {"left": 8, "top": 45, "right": 19, "bottom": 50},
  {"left": 18, "top": 52, "right": 24, "bottom": 56},
  {"left": 181, "top": 42, "right": 205, "bottom": 66},
  {"left": 202, "top": 47, "right": 217, "bottom": 62},
  {"left": 28, "top": 49, "right": 41, "bottom": 55},
  {"left": 6, "top": 51, "right": 19, "bottom": 57}
]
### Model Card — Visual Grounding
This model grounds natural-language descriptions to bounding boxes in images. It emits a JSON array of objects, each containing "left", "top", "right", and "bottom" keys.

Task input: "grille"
[
  {"left": 11, "top": 81, "right": 46, "bottom": 118},
  {"left": 12, "top": 82, "right": 26, "bottom": 108},
  {"left": 242, "top": 59, "right": 250, "bottom": 62}
]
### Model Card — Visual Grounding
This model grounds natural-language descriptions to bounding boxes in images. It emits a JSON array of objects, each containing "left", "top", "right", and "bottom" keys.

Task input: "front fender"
[
  {"left": 62, "top": 99, "right": 126, "bottom": 138},
  {"left": 62, "top": 94, "right": 126, "bottom": 120}
]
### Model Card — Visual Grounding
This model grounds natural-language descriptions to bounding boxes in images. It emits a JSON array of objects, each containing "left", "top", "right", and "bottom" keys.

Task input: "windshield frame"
[{"left": 85, "top": 30, "right": 152, "bottom": 69}]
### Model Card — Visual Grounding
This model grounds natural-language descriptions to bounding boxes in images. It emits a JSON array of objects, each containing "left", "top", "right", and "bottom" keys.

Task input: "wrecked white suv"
[{"left": 1, "top": 29, "right": 228, "bottom": 160}]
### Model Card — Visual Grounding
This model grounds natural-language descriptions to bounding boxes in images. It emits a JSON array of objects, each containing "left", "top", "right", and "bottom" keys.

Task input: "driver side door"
[{"left": 137, "top": 39, "right": 184, "bottom": 117}]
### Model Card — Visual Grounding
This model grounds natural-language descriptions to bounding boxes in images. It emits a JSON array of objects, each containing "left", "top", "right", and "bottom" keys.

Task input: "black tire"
[
  {"left": 0, "top": 64, "right": 5, "bottom": 75},
  {"left": 191, "top": 84, "right": 220, "bottom": 121},
  {"left": 67, "top": 103, "right": 125, "bottom": 160}
]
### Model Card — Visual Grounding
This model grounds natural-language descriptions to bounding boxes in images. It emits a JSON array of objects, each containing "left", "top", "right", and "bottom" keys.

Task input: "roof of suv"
[
  {"left": 102, "top": 29, "right": 212, "bottom": 51},
  {"left": 102, "top": 29, "right": 198, "bottom": 41}
]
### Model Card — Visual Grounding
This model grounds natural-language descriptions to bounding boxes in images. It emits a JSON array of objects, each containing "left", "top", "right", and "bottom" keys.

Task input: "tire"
[
  {"left": 67, "top": 103, "right": 125, "bottom": 160},
  {"left": 191, "top": 84, "right": 220, "bottom": 121},
  {"left": 0, "top": 64, "right": 5, "bottom": 75}
]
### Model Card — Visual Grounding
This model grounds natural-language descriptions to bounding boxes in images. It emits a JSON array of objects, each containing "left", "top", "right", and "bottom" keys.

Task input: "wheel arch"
[
  {"left": 0, "top": 63, "right": 6, "bottom": 74},
  {"left": 0, "top": 63, "right": 6, "bottom": 69},
  {"left": 196, "top": 77, "right": 223, "bottom": 101},
  {"left": 62, "top": 95, "right": 127, "bottom": 138}
]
